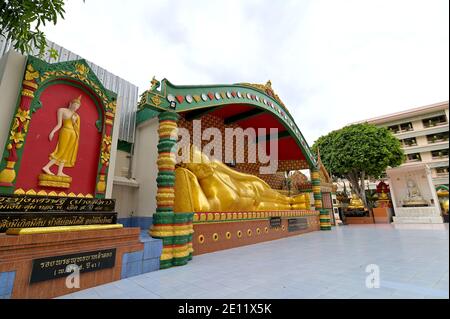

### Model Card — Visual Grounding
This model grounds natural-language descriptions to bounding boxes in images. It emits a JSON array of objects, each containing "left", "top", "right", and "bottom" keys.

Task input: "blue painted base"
[
  {"left": 120, "top": 231, "right": 162, "bottom": 279},
  {"left": 118, "top": 216, "right": 153, "bottom": 230},
  {"left": 0, "top": 271, "right": 15, "bottom": 299}
]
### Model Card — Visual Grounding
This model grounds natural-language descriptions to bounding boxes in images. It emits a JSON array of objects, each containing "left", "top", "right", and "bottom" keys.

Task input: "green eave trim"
[
  {"left": 139, "top": 79, "right": 317, "bottom": 168},
  {"left": 117, "top": 140, "right": 133, "bottom": 153},
  {"left": 136, "top": 107, "right": 159, "bottom": 125}
]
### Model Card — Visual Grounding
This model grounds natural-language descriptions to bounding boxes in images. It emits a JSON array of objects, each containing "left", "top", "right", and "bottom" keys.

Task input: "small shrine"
[
  {"left": 386, "top": 163, "right": 443, "bottom": 224},
  {"left": 372, "top": 181, "right": 393, "bottom": 223},
  {"left": 343, "top": 192, "right": 373, "bottom": 224}
]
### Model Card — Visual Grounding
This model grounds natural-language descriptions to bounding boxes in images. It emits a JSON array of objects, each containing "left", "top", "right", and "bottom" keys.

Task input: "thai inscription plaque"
[{"left": 30, "top": 249, "right": 116, "bottom": 283}]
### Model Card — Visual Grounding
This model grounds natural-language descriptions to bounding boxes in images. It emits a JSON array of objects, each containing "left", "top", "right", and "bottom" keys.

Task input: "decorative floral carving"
[
  {"left": 16, "top": 109, "right": 31, "bottom": 122},
  {"left": 10, "top": 131, "right": 25, "bottom": 144},
  {"left": 103, "top": 135, "right": 112, "bottom": 145},
  {"left": 24, "top": 64, "right": 39, "bottom": 81},
  {"left": 75, "top": 63, "right": 89, "bottom": 77},
  {"left": 101, "top": 151, "right": 110, "bottom": 165},
  {"left": 106, "top": 101, "right": 116, "bottom": 114},
  {"left": 151, "top": 94, "right": 162, "bottom": 106}
]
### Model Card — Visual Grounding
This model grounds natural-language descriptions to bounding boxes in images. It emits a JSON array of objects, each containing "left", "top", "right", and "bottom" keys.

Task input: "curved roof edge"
[{"left": 137, "top": 78, "right": 317, "bottom": 168}]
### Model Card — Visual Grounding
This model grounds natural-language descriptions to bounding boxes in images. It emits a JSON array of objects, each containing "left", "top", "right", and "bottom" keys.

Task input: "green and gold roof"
[{"left": 137, "top": 78, "right": 317, "bottom": 168}]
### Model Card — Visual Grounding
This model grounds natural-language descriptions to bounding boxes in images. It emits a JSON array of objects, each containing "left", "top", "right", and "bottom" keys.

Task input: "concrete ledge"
[{"left": 113, "top": 176, "right": 140, "bottom": 188}]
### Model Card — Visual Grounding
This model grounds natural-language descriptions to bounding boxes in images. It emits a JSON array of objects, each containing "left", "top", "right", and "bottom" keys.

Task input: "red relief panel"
[{"left": 15, "top": 83, "right": 102, "bottom": 195}]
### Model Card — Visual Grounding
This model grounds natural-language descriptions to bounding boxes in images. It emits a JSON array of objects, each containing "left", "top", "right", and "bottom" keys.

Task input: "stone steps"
[{"left": 393, "top": 216, "right": 444, "bottom": 224}]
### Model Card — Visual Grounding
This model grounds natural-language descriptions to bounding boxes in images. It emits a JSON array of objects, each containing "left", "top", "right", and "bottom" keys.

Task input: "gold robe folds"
[{"left": 50, "top": 116, "right": 80, "bottom": 167}]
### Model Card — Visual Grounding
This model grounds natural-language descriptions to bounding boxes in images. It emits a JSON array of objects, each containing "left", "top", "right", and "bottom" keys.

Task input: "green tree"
[
  {"left": 0, "top": 0, "right": 72, "bottom": 57},
  {"left": 313, "top": 123, "right": 404, "bottom": 208}
]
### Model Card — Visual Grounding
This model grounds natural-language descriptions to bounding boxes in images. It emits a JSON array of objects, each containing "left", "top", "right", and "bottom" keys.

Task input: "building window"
[
  {"left": 422, "top": 115, "right": 447, "bottom": 128},
  {"left": 431, "top": 149, "right": 449, "bottom": 159},
  {"left": 427, "top": 132, "right": 449, "bottom": 144},
  {"left": 388, "top": 124, "right": 400, "bottom": 134},
  {"left": 402, "top": 137, "right": 417, "bottom": 147},
  {"left": 400, "top": 122, "right": 413, "bottom": 132},
  {"left": 436, "top": 167, "right": 449, "bottom": 175},
  {"left": 387, "top": 122, "right": 413, "bottom": 134},
  {"left": 406, "top": 153, "right": 422, "bottom": 162}
]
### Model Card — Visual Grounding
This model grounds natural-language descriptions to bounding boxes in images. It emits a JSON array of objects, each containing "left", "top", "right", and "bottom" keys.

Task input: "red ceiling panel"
[
  {"left": 181, "top": 104, "right": 307, "bottom": 162},
  {"left": 258, "top": 137, "right": 306, "bottom": 161}
]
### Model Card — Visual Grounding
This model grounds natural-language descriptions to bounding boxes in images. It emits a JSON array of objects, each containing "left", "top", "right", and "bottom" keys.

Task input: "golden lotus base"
[
  {"left": 38, "top": 173, "right": 72, "bottom": 188},
  {"left": 6, "top": 224, "right": 123, "bottom": 235}
]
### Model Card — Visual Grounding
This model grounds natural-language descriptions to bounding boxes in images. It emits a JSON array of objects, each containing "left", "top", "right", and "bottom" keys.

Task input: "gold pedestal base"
[
  {"left": 38, "top": 173, "right": 72, "bottom": 188},
  {"left": 6, "top": 224, "right": 123, "bottom": 235},
  {"left": 403, "top": 200, "right": 429, "bottom": 207}
]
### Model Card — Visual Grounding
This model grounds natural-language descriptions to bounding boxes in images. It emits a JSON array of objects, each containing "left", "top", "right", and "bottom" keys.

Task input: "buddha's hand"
[{"left": 49, "top": 131, "right": 55, "bottom": 141}]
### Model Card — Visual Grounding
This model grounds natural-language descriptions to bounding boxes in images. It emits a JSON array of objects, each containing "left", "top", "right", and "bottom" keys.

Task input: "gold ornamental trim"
[
  {"left": 22, "top": 80, "right": 38, "bottom": 89},
  {"left": 21, "top": 89, "right": 34, "bottom": 98},
  {"left": 6, "top": 224, "right": 123, "bottom": 235}
]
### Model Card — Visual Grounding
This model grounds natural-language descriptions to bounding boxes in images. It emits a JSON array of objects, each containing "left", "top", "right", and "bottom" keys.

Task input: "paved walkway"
[{"left": 59, "top": 224, "right": 449, "bottom": 299}]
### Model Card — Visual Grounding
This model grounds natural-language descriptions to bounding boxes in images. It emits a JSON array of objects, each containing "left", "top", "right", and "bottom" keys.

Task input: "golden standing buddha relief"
[{"left": 39, "top": 96, "right": 82, "bottom": 188}]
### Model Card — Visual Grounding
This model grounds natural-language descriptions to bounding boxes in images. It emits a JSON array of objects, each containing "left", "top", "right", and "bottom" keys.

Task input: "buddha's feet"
[
  {"left": 57, "top": 172, "right": 70, "bottom": 178},
  {"left": 42, "top": 167, "right": 54, "bottom": 175}
]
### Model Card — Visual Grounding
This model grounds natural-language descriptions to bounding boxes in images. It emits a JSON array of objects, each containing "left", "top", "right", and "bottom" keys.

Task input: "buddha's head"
[
  {"left": 186, "top": 162, "right": 214, "bottom": 179},
  {"left": 69, "top": 95, "right": 82, "bottom": 112},
  {"left": 407, "top": 179, "right": 417, "bottom": 188}
]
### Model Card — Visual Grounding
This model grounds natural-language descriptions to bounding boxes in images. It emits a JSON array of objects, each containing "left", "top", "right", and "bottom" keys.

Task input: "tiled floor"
[{"left": 59, "top": 224, "right": 449, "bottom": 299}]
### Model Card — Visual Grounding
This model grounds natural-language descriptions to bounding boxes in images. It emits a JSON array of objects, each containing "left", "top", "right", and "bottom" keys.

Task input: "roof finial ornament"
[{"left": 150, "top": 76, "right": 160, "bottom": 92}]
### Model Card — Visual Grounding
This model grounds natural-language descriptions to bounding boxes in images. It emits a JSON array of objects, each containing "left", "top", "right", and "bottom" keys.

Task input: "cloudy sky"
[{"left": 42, "top": 0, "right": 449, "bottom": 144}]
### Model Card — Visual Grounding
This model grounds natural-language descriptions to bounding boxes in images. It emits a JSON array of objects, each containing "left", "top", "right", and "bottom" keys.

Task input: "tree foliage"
[
  {"left": 313, "top": 123, "right": 404, "bottom": 207},
  {"left": 0, "top": 0, "right": 68, "bottom": 57}
]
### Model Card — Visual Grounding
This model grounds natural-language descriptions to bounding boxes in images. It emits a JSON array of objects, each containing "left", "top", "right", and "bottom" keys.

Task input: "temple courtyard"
[{"left": 58, "top": 224, "right": 449, "bottom": 299}]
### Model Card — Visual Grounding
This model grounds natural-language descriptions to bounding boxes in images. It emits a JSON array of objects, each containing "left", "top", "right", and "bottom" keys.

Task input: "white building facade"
[{"left": 357, "top": 101, "right": 449, "bottom": 187}]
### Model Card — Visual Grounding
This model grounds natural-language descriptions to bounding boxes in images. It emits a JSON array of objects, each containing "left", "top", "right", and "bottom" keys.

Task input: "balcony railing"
[
  {"left": 432, "top": 155, "right": 449, "bottom": 160},
  {"left": 406, "top": 158, "right": 422, "bottom": 163},
  {"left": 427, "top": 137, "right": 449, "bottom": 144},
  {"left": 423, "top": 120, "right": 448, "bottom": 128},
  {"left": 403, "top": 142, "right": 418, "bottom": 147}
]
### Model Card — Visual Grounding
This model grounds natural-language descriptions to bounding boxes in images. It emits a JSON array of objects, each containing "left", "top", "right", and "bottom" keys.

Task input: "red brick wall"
[{"left": 0, "top": 228, "right": 143, "bottom": 299}]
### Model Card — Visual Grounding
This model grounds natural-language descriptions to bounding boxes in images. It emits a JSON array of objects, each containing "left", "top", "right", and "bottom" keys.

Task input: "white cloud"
[{"left": 43, "top": 0, "right": 449, "bottom": 144}]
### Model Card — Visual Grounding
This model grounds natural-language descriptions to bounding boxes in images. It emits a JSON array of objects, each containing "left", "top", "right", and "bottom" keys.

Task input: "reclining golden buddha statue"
[{"left": 174, "top": 146, "right": 310, "bottom": 212}]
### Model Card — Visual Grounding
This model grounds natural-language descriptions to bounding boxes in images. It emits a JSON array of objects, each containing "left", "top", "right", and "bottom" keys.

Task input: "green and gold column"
[
  {"left": 149, "top": 111, "right": 194, "bottom": 269},
  {"left": 311, "top": 167, "right": 331, "bottom": 230}
]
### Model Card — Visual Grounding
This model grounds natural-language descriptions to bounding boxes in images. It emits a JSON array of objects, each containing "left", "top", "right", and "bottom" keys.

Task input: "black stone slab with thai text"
[
  {"left": 30, "top": 248, "right": 116, "bottom": 283},
  {"left": 0, "top": 211, "right": 117, "bottom": 232},
  {"left": 0, "top": 194, "right": 115, "bottom": 212},
  {"left": 269, "top": 217, "right": 282, "bottom": 228},
  {"left": 287, "top": 217, "right": 308, "bottom": 232}
]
